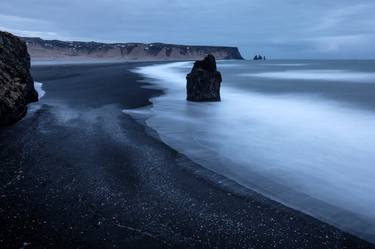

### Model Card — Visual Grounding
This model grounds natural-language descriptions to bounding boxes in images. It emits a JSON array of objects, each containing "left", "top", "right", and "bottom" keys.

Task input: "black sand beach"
[{"left": 1, "top": 62, "right": 374, "bottom": 249}]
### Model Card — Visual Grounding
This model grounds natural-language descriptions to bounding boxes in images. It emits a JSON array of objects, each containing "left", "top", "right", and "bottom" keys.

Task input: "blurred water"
[
  {"left": 126, "top": 60, "right": 375, "bottom": 242},
  {"left": 243, "top": 69, "right": 375, "bottom": 82},
  {"left": 34, "top": 82, "right": 45, "bottom": 99}
]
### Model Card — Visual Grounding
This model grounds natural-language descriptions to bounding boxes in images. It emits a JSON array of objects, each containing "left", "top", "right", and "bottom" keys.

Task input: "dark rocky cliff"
[
  {"left": 22, "top": 37, "right": 244, "bottom": 61},
  {"left": 0, "top": 31, "right": 38, "bottom": 126}
]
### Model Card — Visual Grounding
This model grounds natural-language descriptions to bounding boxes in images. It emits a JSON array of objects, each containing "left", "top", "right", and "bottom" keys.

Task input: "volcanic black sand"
[{"left": 0, "top": 62, "right": 374, "bottom": 249}]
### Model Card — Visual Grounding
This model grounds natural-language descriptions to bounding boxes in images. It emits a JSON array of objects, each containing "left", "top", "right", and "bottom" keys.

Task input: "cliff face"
[
  {"left": 0, "top": 31, "right": 38, "bottom": 126},
  {"left": 22, "top": 37, "right": 244, "bottom": 62}
]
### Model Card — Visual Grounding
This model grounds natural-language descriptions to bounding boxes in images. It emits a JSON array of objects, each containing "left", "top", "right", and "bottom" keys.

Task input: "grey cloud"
[{"left": 0, "top": 0, "right": 374, "bottom": 58}]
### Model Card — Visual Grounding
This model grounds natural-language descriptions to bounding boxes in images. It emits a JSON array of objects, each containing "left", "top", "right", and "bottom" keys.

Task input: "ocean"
[{"left": 125, "top": 60, "right": 375, "bottom": 242}]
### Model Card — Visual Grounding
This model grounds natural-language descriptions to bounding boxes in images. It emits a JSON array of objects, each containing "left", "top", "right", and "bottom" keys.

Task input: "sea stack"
[
  {"left": 0, "top": 31, "right": 38, "bottom": 126},
  {"left": 186, "top": 54, "right": 222, "bottom": 102}
]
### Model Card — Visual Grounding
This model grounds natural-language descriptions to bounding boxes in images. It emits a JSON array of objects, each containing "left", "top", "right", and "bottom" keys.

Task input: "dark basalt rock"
[
  {"left": 186, "top": 54, "right": 222, "bottom": 102},
  {"left": 0, "top": 31, "right": 38, "bottom": 126},
  {"left": 253, "top": 54, "right": 266, "bottom": 60}
]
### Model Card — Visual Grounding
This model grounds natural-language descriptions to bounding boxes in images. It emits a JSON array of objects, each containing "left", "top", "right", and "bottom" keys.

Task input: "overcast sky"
[{"left": 1, "top": 0, "right": 375, "bottom": 59}]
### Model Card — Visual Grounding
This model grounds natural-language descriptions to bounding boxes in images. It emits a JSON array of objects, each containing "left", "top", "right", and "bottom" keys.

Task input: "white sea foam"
[
  {"left": 242, "top": 69, "right": 375, "bottom": 82},
  {"left": 127, "top": 62, "right": 375, "bottom": 242},
  {"left": 218, "top": 63, "right": 244, "bottom": 68},
  {"left": 34, "top": 82, "right": 45, "bottom": 99},
  {"left": 265, "top": 63, "right": 308, "bottom": 66}
]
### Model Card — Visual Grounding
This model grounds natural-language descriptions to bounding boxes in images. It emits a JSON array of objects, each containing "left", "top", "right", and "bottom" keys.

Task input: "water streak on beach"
[
  {"left": 34, "top": 82, "right": 45, "bottom": 99},
  {"left": 127, "top": 60, "right": 375, "bottom": 242}
]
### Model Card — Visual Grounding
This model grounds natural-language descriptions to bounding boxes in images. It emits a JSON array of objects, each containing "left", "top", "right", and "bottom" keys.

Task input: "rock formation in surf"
[
  {"left": 0, "top": 31, "right": 38, "bottom": 126},
  {"left": 253, "top": 54, "right": 266, "bottom": 60},
  {"left": 186, "top": 54, "right": 222, "bottom": 102}
]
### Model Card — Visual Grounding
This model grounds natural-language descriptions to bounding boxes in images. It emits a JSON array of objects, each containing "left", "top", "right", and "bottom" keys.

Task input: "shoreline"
[
  {"left": 0, "top": 61, "right": 374, "bottom": 248},
  {"left": 128, "top": 61, "right": 375, "bottom": 243}
]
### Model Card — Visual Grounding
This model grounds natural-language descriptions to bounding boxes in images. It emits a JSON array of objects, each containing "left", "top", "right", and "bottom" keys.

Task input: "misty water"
[{"left": 125, "top": 60, "right": 375, "bottom": 242}]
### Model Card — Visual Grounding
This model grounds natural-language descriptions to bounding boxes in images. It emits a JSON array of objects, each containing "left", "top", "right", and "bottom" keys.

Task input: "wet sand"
[{"left": 0, "top": 62, "right": 374, "bottom": 248}]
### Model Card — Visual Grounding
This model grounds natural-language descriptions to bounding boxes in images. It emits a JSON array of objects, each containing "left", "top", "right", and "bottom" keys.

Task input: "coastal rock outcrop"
[
  {"left": 0, "top": 31, "right": 38, "bottom": 126},
  {"left": 186, "top": 54, "right": 222, "bottom": 102},
  {"left": 253, "top": 54, "right": 266, "bottom": 60},
  {"left": 253, "top": 54, "right": 266, "bottom": 61}
]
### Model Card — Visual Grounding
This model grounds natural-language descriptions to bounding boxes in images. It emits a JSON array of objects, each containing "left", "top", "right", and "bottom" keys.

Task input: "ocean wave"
[
  {"left": 241, "top": 69, "right": 375, "bottom": 83},
  {"left": 264, "top": 63, "right": 309, "bottom": 66},
  {"left": 128, "top": 61, "right": 375, "bottom": 242},
  {"left": 34, "top": 82, "right": 45, "bottom": 99}
]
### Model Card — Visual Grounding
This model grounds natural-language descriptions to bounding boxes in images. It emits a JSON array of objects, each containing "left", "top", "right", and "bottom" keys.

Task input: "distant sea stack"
[
  {"left": 21, "top": 37, "right": 244, "bottom": 62},
  {"left": 0, "top": 31, "right": 38, "bottom": 126},
  {"left": 253, "top": 54, "right": 266, "bottom": 60},
  {"left": 186, "top": 54, "right": 222, "bottom": 102}
]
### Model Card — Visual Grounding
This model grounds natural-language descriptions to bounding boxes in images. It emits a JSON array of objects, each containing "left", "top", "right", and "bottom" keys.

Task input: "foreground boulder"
[
  {"left": 186, "top": 54, "right": 222, "bottom": 101},
  {"left": 0, "top": 31, "right": 38, "bottom": 126}
]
